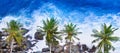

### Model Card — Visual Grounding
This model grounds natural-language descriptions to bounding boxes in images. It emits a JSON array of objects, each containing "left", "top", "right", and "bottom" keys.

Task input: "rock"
[
  {"left": 14, "top": 46, "right": 22, "bottom": 51},
  {"left": 64, "top": 42, "right": 80, "bottom": 53},
  {"left": 77, "top": 43, "right": 83, "bottom": 53},
  {"left": 34, "top": 31, "right": 44, "bottom": 40},
  {"left": 71, "top": 45, "right": 80, "bottom": 53},
  {"left": 2, "top": 31, "right": 9, "bottom": 36},
  {"left": 0, "top": 31, "right": 2, "bottom": 35},
  {"left": 0, "top": 31, "right": 2, "bottom": 40},
  {"left": 54, "top": 45, "right": 63, "bottom": 53},
  {"left": 42, "top": 51, "right": 50, "bottom": 53},
  {"left": 81, "top": 44, "right": 89, "bottom": 52},
  {"left": 1, "top": 41, "right": 8, "bottom": 49},
  {"left": 33, "top": 51, "right": 42, "bottom": 53},
  {"left": 23, "top": 38, "right": 32, "bottom": 51},
  {"left": 42, "top": 48, "right": 50, "bottom": 52},
  {"left": 88, "top": 45, "right": 96, "bottom": 53}
]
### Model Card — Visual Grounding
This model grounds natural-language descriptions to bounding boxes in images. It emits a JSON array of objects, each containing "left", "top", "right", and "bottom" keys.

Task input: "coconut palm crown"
[
  {"left": 41, "top": 18, "right": 61, "bottom": 46},
  {"left": 3, "top": 20, "right": 23, "bottom": 46},
  {"left": 63, "top": 23, "right": 80, "bottom": 42},
  {"left": 62, "top": 23, "right": 81, "bottom": 53},
  {"left": 91, "top": 23, "right": 119, "bottom": 53}
]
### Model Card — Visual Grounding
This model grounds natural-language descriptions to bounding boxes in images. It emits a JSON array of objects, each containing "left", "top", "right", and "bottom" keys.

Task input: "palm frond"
[
  {"left": 92, "top": 23, "right": 119, "bottom": 53},
  {"left": 108, "top": 36, "right": 120, "bottom": 42},
  {"left": 3, "top": 20, "right": 23, "bottom": 46},
  {"left": 63, "top": 23, "right": 81, "bottom": 43},
  {"left": 92, "top": 38, "right": 100, "bottom": 43},
  {"left": 73, "top": 36, "right": 80, "bottom": 40},
  {"left": 41, "top": 18, "right": 61, "bottom": 46}
]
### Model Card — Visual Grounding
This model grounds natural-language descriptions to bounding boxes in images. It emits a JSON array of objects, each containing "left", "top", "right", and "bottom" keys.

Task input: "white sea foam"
[{"left": 0, "top": 3, "right": 120, "bottom": 53}]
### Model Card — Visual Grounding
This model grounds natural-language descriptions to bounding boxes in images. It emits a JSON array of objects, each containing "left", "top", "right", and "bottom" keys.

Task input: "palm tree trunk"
[
  {"left": 50, "top": 43, "right": 51, "bottom": 53},
  {"left": 104, "top": 44, "right": 107, "bottom": 53},
  {"left": 10, "top": 39, "right": 14, "bottom": 53},
  {"left": 103, "top": 44, "right": 105, "bottom": 53},
  {"left": 104, "top": 45, "right": 109, "bottom": 53},
  {"left": 104, "top": 48, "right": 105, "bottom": 53},
  {"left": 70, "top": 39, "right": 71, "bottom": 53},
  {"left": 70, "top": 43, "right": 71, "bottom": 53}
]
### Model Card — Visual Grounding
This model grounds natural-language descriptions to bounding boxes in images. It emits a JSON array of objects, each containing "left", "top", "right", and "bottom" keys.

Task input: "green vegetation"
[
  {"left": 91, "top": 23, "right": 119, "bottom": 53},
  {"left": 62, "top": 23, "right": 81, "bottom": 53},
  {"left": 40, "top": 18, "right": 61, "bottom": 53},
  {"left": 2, "top": 20, "right": 23, "bottom": 53},
  {"left": 0, "top": 19, "right": 119, "bottom": 53}
]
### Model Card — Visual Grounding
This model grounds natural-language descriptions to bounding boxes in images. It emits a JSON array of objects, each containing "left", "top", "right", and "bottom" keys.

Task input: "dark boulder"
[
  {"left": 14, "top": 46, "right": 23, "bottom": 51},
  {"left": 2, "top": 31, "right": 9, "bottom": 36},
  {"left": 54, "top": 45, "right": 63, "bottom": 53},
  {"left": 24, "top": 40, "right": 32, "bottom": 50},
  {"left": 82, "top": 44, "right": 89, "bottom": 52},
  {"left": 1, "top": 41, "right": 8, "bottom": 49},
  {"left": 0, "top": 31, "right": 2, "bottom": 40},
  {"left": 0, "top": 31, "right": 2, "bottom": 35},
  {"left": 33, "top": 51, "right": 42, "bottom": 53},
  {"left": 42, "top": 48, "right": 50, "bottom": 52},
  {"left": 88, "top": 45, "right": 96, "bottom": 53},
  {"left": 34, "top": 32, "right": 44, "bottom": 40}
]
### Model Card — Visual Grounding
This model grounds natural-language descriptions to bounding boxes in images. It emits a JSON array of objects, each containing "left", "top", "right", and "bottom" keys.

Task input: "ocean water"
[{"left": 0, "top": 0, "right": 120, "bottom": 53}]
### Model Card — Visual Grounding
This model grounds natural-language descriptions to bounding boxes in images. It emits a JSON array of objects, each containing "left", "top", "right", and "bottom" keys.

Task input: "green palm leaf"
[
  {"left": 40, "top": 18, "right": 61, "bottom": 46},
  {"left": 91, "top": 23, "right": 119, "bottom": 53},
  {"left": 63, "top": 23, "right": 81, "bottom": 42},
  {"left": 3, "top": 20, "right": 23, "bottom": 46}
]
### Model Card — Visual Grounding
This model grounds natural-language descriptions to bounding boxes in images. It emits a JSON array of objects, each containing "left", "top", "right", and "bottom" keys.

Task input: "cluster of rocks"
[
  {"left": 42, "top": 42, "right": 96, "bottom": 53},
  {"left": 0, "top": 28, "right": 45, "bottom": 53},
  {"left": 0, "top": 28, "right": 96, "bottom": 53}
]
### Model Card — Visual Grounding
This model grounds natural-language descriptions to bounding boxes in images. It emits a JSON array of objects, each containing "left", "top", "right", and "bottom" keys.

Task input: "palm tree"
[
  {"left": 3, "top": 20, "right": 23, "bottom": 53},
  {"left": 91, "top": 23, "right": 119, "bottom": 53},
  {"left": 62, "top": 23, "right": 81, "bottom": 53},
  {"left": 40, "top": 18, "right": 61, "bottom": 53}
]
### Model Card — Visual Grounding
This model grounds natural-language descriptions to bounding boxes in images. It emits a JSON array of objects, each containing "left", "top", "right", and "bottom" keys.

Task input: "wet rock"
[
  {"left": 77, "top": 43, "right": 83, "bottom": 53},
  {"left": 65, "top": 45, "right": 80, "bottom": 53},
  {"left": 0, "top": 31, "right": 2, "bottom": 35},
  {"left": 24, "top": 40, "right": 32, "bottom": 50},
  {"left": 42, "top": 51, "right": 50, "bottom": 53},
  {"left": 14, "top": 46, "right": 22, "bottom": 51},
  {"left": 88, "top": 45, "right": 96, "bottom": 53},
  {"left": 0, "top": 31, "right": 2, "bottom": 40},
  {"left": 33, "top": 51, "right": 42, "bottom": 53},
  {"left": 42, "top": 48, "right": 50, "bottom": 52},
  {"left": 54, "top": 45, "right": 63, "bottom": 53},
  {"left": 71, "top": 45, "right": 80, "bottom": 53},
  {"left": 1, "top": 41, "right": 8, "bottom": 49},
  {"left": 2, "top": 31, "right": 9, "bottom": 36},
  {"left": 82, "top": 44, "right": 89, "bottom": 52},
  {"left": 34, "top": 31, "right": 44, "bottom": 40}
]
